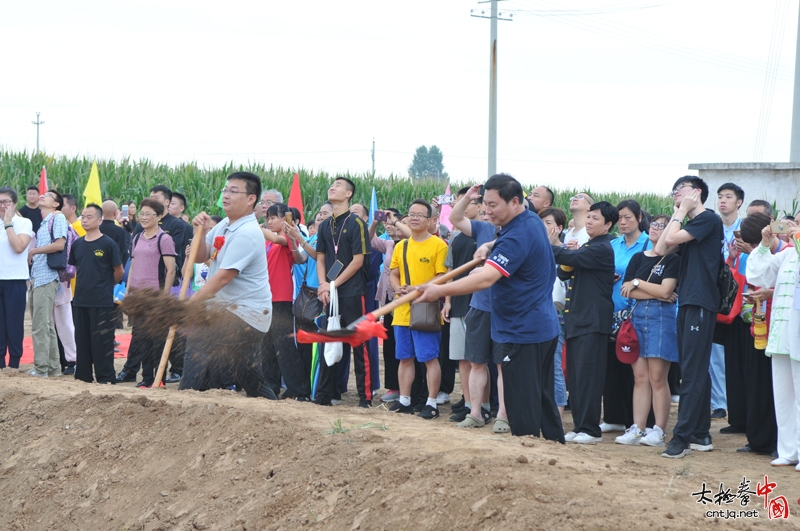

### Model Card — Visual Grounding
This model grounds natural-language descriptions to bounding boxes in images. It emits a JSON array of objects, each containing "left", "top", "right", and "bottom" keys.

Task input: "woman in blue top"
[{"left": 602, "top": 199, "right": 650, "bottom": 433}]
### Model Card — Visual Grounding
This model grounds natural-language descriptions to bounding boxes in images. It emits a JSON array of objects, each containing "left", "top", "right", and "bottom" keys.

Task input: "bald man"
[{"left": 99, "top": 200, "right": 130, "bottom": 265}]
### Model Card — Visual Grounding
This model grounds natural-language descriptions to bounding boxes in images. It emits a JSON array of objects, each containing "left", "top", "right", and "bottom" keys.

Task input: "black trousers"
[
  {"left": 602, "top": 339, "right": 634, "bottom": 426},
  {"left": 126, "top": 318, "right": 163, "bottom": 385},
  {"left": 438, "top": 321, "right": 456, "bottom": 395},
  {"left": 318, "top": 295, "right": 373, "bottom": 401},
  {"left": 566, "top": 332, "right": 608, "bottom": 438},
  {"left": 73, "top": 306, "right": 116, "bottom": 384},
  {"left": 167, "top": 334, "right": 185, "bottom": 376},
  {"left": 382, "top": 312, "right": 399, "bottom": 390},
  {"left": 180, "top": 318, "right": 276, "bottom": 399},
  {"left": 721, "top": 317, "right": 748, "bottom": 429},
  {"left": 745, "top": 346, "right": 778, "bottom": 453},
  {"left": 0, "top": 279, "right": 27, "bottom": 369},
  {"left": 262, "top": 301, "right": 309, "bottom": 398},
  {"left": 668, "top": 362, "right": 681, "bottom": 396},
  {"left": 673, "top": 305, "right": 715, "bottom": 440},
  {"left": 498, "top": 338, "right": 565, "bottom": 441},
  {"left": 123, "top": 326, "right": 184, "bottom": 377}
]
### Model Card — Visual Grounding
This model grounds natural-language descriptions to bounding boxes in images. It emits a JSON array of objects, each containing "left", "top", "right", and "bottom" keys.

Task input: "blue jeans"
[
  {"left": 709, "top": 342, "right": 727, "bottom": 410},
  {"left": 554, "top": 323, "right": 567, "bottom": 407}
]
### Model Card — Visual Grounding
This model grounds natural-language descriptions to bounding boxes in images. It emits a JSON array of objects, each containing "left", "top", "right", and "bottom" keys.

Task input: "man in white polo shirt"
[{"left": 0, "top": 187, "right": 34, "bottom": 370}]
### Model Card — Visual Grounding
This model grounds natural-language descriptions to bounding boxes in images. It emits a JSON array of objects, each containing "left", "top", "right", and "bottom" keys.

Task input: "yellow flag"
[{"left": 83, "top": 161, "right": 103, "bottom": 208}]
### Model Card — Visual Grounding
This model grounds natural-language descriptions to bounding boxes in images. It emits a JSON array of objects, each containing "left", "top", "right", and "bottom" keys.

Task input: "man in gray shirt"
[{"left": 179, "top": 172, "right": 276, "bottom": 398}]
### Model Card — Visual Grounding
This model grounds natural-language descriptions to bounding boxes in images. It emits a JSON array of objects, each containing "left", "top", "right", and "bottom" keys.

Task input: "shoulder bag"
[
  {"left": 403, "top": 240, "right": 441, "bottom": 332},
  {"left": 293, "top": 247, "right": 323, "bottom": 325}
]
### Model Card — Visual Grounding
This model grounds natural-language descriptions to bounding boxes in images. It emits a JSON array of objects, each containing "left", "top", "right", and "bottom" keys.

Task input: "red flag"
[
  {"left": 287, "top": 173, "right": 305, "bottom": 225},
  {"left": 38, "top": 166, "right": 48, "bottom": 195}
]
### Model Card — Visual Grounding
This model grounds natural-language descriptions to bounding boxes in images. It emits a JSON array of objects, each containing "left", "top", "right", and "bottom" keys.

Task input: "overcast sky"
[{"left": 1, "top": 0, "right": 798, "bottom": 194}]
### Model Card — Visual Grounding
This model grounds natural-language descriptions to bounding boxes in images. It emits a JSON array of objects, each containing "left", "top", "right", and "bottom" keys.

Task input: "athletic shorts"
[
  {"left": 394, "top": 326, "right": 441, "bottom": 363},
  {"left": 449, "top": 316, "right": 466, "bottom": 361},
  {"left": 464, "top": 307, "right": 493, "bottom": 365}
]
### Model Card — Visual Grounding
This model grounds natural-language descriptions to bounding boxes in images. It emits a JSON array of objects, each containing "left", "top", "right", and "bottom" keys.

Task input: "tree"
[{"left": 408, "top": 145, "right": 448, "bottom": 179}]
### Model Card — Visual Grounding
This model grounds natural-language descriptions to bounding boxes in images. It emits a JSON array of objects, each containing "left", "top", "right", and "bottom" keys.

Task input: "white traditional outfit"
[{"left": 746, "top": 243, "right": 800, "bottom": 466}]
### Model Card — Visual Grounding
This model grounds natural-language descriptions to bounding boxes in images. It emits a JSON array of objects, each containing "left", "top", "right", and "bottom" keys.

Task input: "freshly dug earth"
[{"left": 1, "top": 366, "right": 799, "bottom": 531}]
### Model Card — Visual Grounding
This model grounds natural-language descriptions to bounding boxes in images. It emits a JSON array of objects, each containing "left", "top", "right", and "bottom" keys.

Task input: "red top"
[{"left": 267, "top": 241, "right": 294, "bottom": 302}]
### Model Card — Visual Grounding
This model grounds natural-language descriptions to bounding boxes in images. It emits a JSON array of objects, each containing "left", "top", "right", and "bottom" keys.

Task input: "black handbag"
[
  {"left": 293, "top": 245, "right": 323, "bottom": 324},
  {"left": 293, "top": 283, "right": 323, "bottom": 325},
  {"left": 403, "top": 240, "right": 441, "bottom": 332},
  {"left": 46, "top": 215, "right": 68, "bottom": 271}
]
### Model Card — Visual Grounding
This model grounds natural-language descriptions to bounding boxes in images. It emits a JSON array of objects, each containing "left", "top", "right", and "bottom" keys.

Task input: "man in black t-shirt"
[
  {"left": 655, "top": 176, "right": 723, "bottom": 459},
  {"left": 68, "top": 204, "right": 124, "bottom": 384},
  {"left": 315, "top": 177, "right": 373, "bottom": 407},
  {"left": 99, "top": 200, "right": 130, "bottom": 264},
  {"left": 18, "top": 185, "right": 42, "bottom": 235}
]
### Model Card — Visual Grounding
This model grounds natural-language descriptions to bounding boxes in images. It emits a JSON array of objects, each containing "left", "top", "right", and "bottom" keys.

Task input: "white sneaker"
[
  {"left": 599, "top": 422, "right": 625, "bottom": 433},
  {"left": 572, "top": 432, "right": 602, "bottom": 444},
  {"left": 671, "top": 395, "right": 680, "bottom": 403},
  {"left": 331, "top": 399, "right": 343, "bottom": 405},
  {"left": 640, "top": 426, "right": 666, "bottom": 447},
  {"left": 436, "top": 391, "right": 450, "bottom": 405},
  {"left": 615, "top": 425, "right": 644, "bottom": 445},
  {"left": 381, "top": 390, "right": 399, "bottom": 402},
  {"left": 564, "top": 431, "right": 578, "bottom": 442},
  {"left": 771, "top": 457, "right": 798, "bottom": 467}
]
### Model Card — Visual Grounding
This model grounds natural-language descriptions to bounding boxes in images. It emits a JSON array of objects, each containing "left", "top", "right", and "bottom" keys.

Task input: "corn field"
[{"left": 0, "top": 149, "right": 674, "bottom": 218}]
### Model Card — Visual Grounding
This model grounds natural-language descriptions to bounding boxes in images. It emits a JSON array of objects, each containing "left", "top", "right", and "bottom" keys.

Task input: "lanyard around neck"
[{"left": 331, "top": 212, "right": 351, "bottom": 255}]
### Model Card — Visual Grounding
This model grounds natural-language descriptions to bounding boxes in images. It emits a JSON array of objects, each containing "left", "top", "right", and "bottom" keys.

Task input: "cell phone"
[
  {"left": 478, "top": 185, "right": 485, "bottom": 201},
  {"left": 121, "top": 205, "right": 129, "bottom": 218},
  {"left": 374, "top": 210, "right": 387, "bottom": 222},
  {"left": 327, "top": 260, "right": 344, "bottom": 281},
  {"left": 284, "top": 212, "right": 293, "bottom": 224},
  {"left": 436, "top": 194, "right": 455, "bottom": 205},
  {"left": 770, "top": 220, "right": 790, "bottom": 234},
  {"left": 733, "top": 230, "right": 741, "bottom": 239}
]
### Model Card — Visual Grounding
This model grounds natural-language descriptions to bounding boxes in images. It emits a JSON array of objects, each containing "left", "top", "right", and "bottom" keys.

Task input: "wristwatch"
[
  {"left": 4, "top": 223, "right": 13, "bottom": 230},
  {"left": 633, "top": 279, "right": 640, "bottom": 288}
]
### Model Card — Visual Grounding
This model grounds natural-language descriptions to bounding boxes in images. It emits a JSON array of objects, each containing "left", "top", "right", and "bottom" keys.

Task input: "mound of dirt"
[{"left": 0, "top": 369, "right": 796, "bottom": 531}]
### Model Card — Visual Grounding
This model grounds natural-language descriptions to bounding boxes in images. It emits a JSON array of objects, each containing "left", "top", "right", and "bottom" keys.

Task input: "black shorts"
[{"left": 464, "top": 307, "right": 494, "bottom": 365}]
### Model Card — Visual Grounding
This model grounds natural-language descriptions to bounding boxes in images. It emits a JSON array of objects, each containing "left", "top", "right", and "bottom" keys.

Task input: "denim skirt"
[{"left": 630, "top": 299, "right": 678, "bottom": 362}]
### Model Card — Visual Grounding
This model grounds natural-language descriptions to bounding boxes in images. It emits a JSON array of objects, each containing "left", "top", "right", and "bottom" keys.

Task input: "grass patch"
[{"left": 325, "top": 419, "right": 388, "bottom": 435}]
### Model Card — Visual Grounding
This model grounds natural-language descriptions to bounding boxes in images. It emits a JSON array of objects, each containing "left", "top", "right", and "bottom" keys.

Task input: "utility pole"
[
  {"left": 791, "top": 5, "right": 800, "bottom": 161},
  {"left": 371, "top": 138, "right": 375, "bottom": 175},
  {"left": 472, "top": 2, "right": 511, "bottom": 177},
  {"left": 32, "top": 112, "right": 44, "bottom": 155}
]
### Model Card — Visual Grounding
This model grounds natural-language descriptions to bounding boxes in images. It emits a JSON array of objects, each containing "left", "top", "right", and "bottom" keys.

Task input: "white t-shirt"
[
  {"left": 564, "top": 226, "right": 589, "bottom": 247},
  {"left": 0, "top": 215, "right": 34, "bottom": 280}
]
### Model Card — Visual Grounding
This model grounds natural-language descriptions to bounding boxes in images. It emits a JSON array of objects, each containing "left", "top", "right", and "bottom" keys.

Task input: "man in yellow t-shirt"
[{"left": 389, "top": 199, "right": 448, "bottom": 419}]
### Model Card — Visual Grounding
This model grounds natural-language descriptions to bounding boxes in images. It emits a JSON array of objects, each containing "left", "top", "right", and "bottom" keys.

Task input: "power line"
[
  {"left": 31, "top": 112, "right": 44, "bottom": 154},
  {"left": 508, "top": 0, "right": 793, "bottom": 80},
  {"left": 754, "top": 0, "right": 790, "bottom": 161}
]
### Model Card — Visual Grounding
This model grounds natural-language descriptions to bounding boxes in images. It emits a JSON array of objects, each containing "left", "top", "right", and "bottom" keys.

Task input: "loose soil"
[
  {"left": 2, "top": 362, "right": 800, "bottom": 531},
  {"left": 4, "top": 312, "right": 799, "bottom": 530}
]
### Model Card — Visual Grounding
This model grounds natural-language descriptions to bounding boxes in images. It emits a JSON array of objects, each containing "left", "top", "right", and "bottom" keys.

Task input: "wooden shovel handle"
[
  {"left": 152, "top": 224, "right": 205, "bottom": 387},
  {"left": 370, "top": 257, "right": 483, "bottom": 320}
]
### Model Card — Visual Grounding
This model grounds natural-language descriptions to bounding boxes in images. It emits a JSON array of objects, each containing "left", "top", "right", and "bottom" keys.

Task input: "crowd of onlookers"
[{"left": 1, "top": 173, "right": 798, "bottom": 464}]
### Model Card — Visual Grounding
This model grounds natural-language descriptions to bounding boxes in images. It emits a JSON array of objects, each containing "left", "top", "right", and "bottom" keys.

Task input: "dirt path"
[{"left": 2, "top": 361, "right": 799, "bottom": 531}]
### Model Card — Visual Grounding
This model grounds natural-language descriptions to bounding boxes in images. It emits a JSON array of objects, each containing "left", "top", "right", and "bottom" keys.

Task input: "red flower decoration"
[{"left": 211, "top": 236, "right": 225, "bottom": 260}]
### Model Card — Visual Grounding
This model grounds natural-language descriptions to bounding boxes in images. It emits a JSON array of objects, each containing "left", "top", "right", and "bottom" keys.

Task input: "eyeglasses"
[
  {"left": 260, "top": 199, "right": 276, "bottom": 206},
  {"left": 407, "top": 213, "right": 429, "bottom": 219},
  {"left": 469, "top": 201, "right": 482, "bottom": 205},
  {"left": 139, "top": 211, "right": 158, "bottom": 218},
  {"left": 222, "top": 188, "right": 249, "bottom": 196},
  {"left": 671, "top": 183, "right": 694, "bottom": 197},
  {"left": 0, "top": 199, "right": 12, "bottom": 205},
  {"left": 569, "top": 195, "right": 587, "bottom": 202},
  {"left": 649, "top": 222, "right": 667, "bottom": 230}
]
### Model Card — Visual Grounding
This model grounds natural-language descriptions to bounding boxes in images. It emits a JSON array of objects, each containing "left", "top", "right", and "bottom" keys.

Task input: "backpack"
[
  {"left": 48, "top": 214, "right": 78, "bottom": 283},
  {"left": 132, "top": 231, "right": 180, "bottom": 289}
]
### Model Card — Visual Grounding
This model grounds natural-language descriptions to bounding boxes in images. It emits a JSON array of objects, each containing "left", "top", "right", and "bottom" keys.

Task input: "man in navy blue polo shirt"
[{"left": 416, "top": 174, "right": 563, "bottom": 441}]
